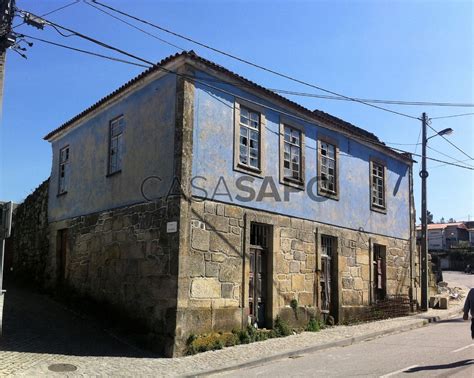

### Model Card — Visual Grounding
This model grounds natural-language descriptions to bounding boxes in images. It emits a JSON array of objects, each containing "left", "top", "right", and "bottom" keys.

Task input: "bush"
[
  {"left": 306, "top": 316, "right": 321, "bottom": 332},
  {"left": 238, "top": 329, "right": 251, "bottom": 344},
  {"left": 274, "top": 316, "right": 291, "bottom": 337}
]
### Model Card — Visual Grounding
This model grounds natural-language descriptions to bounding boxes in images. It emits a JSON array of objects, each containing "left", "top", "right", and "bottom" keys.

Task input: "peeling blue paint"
[{"left": 191, "top": 70, "right": 411, "bottom": 239}]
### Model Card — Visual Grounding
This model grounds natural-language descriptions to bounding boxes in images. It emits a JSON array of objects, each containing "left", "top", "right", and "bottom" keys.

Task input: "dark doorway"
[
  {"left": 373, "top": 244, "right": 386, "bottom": 302},
  {"left": 249, "top": 223, "right": 270, "bottom": 328},
  {"left": 56, "top": 229, "right": 68, "bottom": 284},
  {"left": 320, "top": 235, "right": 338, "bottom": 322}
]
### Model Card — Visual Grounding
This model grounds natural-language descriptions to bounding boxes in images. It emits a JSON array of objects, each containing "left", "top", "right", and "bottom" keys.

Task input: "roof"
[
  {"left": 43, "top": 51, "right": 411, "bottom": 161},
  {"left": 416, "top": 222, "right": 468, "bottom": 231}
]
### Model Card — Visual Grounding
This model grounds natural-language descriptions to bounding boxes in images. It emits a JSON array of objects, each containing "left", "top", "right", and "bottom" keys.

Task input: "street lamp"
[
  {"left": 427, "top": 128, "right": 454, "bottom": 141},
  {"left": 420, "top": 114, "right": 453, "bottom": 311}
]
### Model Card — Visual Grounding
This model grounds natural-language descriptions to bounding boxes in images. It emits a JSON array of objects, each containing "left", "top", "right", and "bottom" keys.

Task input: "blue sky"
[{"left": 1, "top": 0, "right": 473, "bottom": 222}]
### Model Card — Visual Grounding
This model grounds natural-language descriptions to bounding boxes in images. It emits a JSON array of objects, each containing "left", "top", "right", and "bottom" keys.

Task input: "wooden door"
[
  {"left": 321, "top": 235, "right": 338, "bottom": 322},
  {"left": 249, "top": 223, "right": 269, "bottom": 328},
  {"left": 57, "top": 229, "right": 68, "bottom": 283}
]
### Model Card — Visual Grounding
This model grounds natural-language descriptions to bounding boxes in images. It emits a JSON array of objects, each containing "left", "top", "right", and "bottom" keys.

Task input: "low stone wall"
[
  {"left": 11, "top": 179, "right": 50, "bottom": 285},
  {"left": 48, "top": 197, "right": 181, "bottom": 356}
]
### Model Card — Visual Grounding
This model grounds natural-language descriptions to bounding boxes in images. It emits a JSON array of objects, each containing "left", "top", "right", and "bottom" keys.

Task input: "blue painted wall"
[
  {"left": 48, "top": 73, "right": 176, "bottom": 222},
  {"left": 191, "top": 71, "right": 411, "bottom": 239}
]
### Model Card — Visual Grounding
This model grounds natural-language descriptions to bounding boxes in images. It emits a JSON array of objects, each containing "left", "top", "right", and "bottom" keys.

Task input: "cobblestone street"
[{"left": 0, "top": 272, "right": 468, "bottom": 376}]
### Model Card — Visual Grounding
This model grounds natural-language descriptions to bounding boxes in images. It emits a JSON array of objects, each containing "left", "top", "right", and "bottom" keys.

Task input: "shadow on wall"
[{"left": 1, "top": 280, "right": 158, "bottom": 358}]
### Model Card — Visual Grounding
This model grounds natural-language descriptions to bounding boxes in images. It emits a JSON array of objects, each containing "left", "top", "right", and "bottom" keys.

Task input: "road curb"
[{"left": 191, "top": 306, "right": 464, "bottom": 377}]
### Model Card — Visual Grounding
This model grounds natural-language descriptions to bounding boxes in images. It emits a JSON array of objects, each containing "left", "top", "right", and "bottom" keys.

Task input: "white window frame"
[
  {"left": 317, "top": 136, "right": 339, "bottom": 200},
  {"left": 233, "top": 99, "right": 265, "bottom": 176},
  {"left": 370, "top": 159, "right": 387, "bottom": 212},
  {"left": 279, "top": 118, "right": 305, "bottom": 189}
]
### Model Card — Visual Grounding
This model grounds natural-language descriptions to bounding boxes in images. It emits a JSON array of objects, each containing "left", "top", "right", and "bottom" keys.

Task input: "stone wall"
[
  {"left": 11, "top": 179, "right": 49, "bottom": 284},
  {"left": 47, "top": 197, "right": 181, "bottom": 356},
  {"left": 175, "top": 198, "right": 414, "bottom": 349}
]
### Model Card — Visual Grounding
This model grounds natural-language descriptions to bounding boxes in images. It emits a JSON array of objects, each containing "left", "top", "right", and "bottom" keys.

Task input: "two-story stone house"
[{"left": 43, "top": 51, "right": 417, "bottom": 356}]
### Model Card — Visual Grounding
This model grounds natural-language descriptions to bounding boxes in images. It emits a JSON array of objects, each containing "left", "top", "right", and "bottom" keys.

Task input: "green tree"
[{"left": 420, "top": 211, "right": 434, "bottom": 224}]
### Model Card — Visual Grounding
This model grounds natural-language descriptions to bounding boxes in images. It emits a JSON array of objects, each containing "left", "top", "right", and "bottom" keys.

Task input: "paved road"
[
  {"left": 221, "top": 316, "right": 473, "bottom": 377},
  {"left": 443, "top": 271, "right": 473, "bottom": 289},
  {"left": 0, "top": 271, "right": 471, "bottom": 376},
  {"left": 220, "top": 271, "right": 473, "bottom": 378}
]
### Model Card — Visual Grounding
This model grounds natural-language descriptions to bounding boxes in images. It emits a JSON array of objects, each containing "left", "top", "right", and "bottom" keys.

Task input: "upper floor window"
[
  {"left": 283, "top": 125, "right": 302, "bottom": 181},
  {"left": 108, "top": 116, "right": 125, "bottom": 175},
  {"left": 318, "top": 139, "right": 338, "bottom": 198},
  {"left": 58, "top": 146, "right": 70, "bottom": 195},
  {"left": 371, "top": 160, "right": 386, "bottom": 211},
  {"left": 238, "top": 106, "right": 260, "bottom": 170},
  {"left": 279, "top": 120, "right": 305, "bottom": 188},
  {"left": 234, "top": 101, "right": 266, "bottom": 176}
]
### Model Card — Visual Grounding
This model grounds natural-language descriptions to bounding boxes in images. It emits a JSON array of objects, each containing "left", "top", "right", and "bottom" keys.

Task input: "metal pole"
[{"left": 420, "top": 112, "right": 429, "bottom": 311}]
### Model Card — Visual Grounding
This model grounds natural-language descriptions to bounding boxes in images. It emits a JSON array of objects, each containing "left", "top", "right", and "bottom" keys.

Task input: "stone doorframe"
[
  {"left": 368, "top": 237, "right": 387, "bottom": 305},
  {"left": 242, "top": 212, "right": 278, "bottom": 329},
  {"left": 314, "top": 225, "right": 342, "bottom": 324}
]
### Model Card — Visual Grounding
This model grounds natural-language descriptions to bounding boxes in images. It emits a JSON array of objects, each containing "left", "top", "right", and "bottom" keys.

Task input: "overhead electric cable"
[
  {"left": 386, "top": 142, "right": 421, "bottom": 146},
  {"left": 430, "top": 112, "right": 474, "bottom": 120},
  {"left": 83, "top": 1, "right": 186, "bottom": 52},
  {"left": 88, "top": 0, "right": 420, "bottom": 120},
  {"left": 20, "top": 34, "right": 151, "bottom": 68},
  {"left": 13, "top": 0, "right": 80, "bottom": 29},
  {"left": 19, "top": 11, "right": 156, "bottom": 66},
  {"left": 268, "top": 89, "right": 474, "bottom": 108},
  {"left": 426, "top": 145, "right": 474, "bottom": 168},
  {"left": 427, "top": 123, "right": 473, "bottom": 161},
  {"left": 18, "top": 10, "right": 473, "bottom": 171},
  {"left": 430, "top": 158, "right": 474, "bottom": 169}
]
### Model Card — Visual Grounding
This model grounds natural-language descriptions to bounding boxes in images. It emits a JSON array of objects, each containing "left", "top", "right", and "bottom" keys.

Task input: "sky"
[{"left": 1, "top": 0, "right": 473, "bottom": 222}]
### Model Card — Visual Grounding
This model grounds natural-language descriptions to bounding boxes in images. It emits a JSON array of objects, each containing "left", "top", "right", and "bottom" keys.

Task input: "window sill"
[
  {"left": 234, "top": 164, "right": 263, "bottom": 178},
  {"left": 57, "top": 191, "right": 68, "bottom": 198},
  {"left": 281, "top": 177, "right": 305, "bottom": 190},
  {"left": 371, "top": 205, "right": 387, "bottom": 214},
  {"left": 317, "top": 188, "right": 339, "bottom": 201},
  {"left": 106, "top": 170, "right": 122, "bottom": 178}
]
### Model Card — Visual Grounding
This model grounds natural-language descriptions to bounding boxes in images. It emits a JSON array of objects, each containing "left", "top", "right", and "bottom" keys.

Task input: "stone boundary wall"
[
  {"left": 48, "top": 197, "right": 181, "bottom": 356},
  {"left": 176, "top": 198, "right": 414, "bottom": 345},
  {"left": 11, "top": 179, "right": 50, "bottom": 285}
]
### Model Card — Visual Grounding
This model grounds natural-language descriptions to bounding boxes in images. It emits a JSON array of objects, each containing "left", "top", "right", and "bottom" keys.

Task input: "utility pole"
[
  {"left": 420, "top": 112, "right": 429, "bottom": 311},
  {"left": 0, "top": 0, "right": 16, "bottom": 116},
  {"left": 0, "top": 0, "right": 15, "bottom": 336}
]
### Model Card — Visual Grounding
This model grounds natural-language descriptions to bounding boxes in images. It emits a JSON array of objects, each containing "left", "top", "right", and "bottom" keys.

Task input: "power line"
[
  {"left": 386, "top": 142, "right": 421, "bottom": 146},
  {"left": 427, "top": 122, "right": 473, "bottom": 161},
  {"left": 426, "top": 145, "right": 474, "bottom": 169},
  {"left": 12, "top": 0, "right": 80, "bottom": 29},
  {"left": 19, "top": 34, "right": 151, "bottom": 68},
  {"left": 83, "top": 1, "right": 186, "bottom": 52},
  {"left": 88, "top": 0, "right": 420, "bottom": 121},
  {"left": 18, "top": 11, "right": 156, "bottom": 67},
  {"left": 18, "top": 10, "right": 473, "bottom": 172},
  {"left": 268, "top": 89, "right": 474, "bottom": 108},
  {"left": 430, "top": 158, "right": 474, "bottom": 169},
  {"left": 430, "top": 112, "right": 474, "bottom": 120}
]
